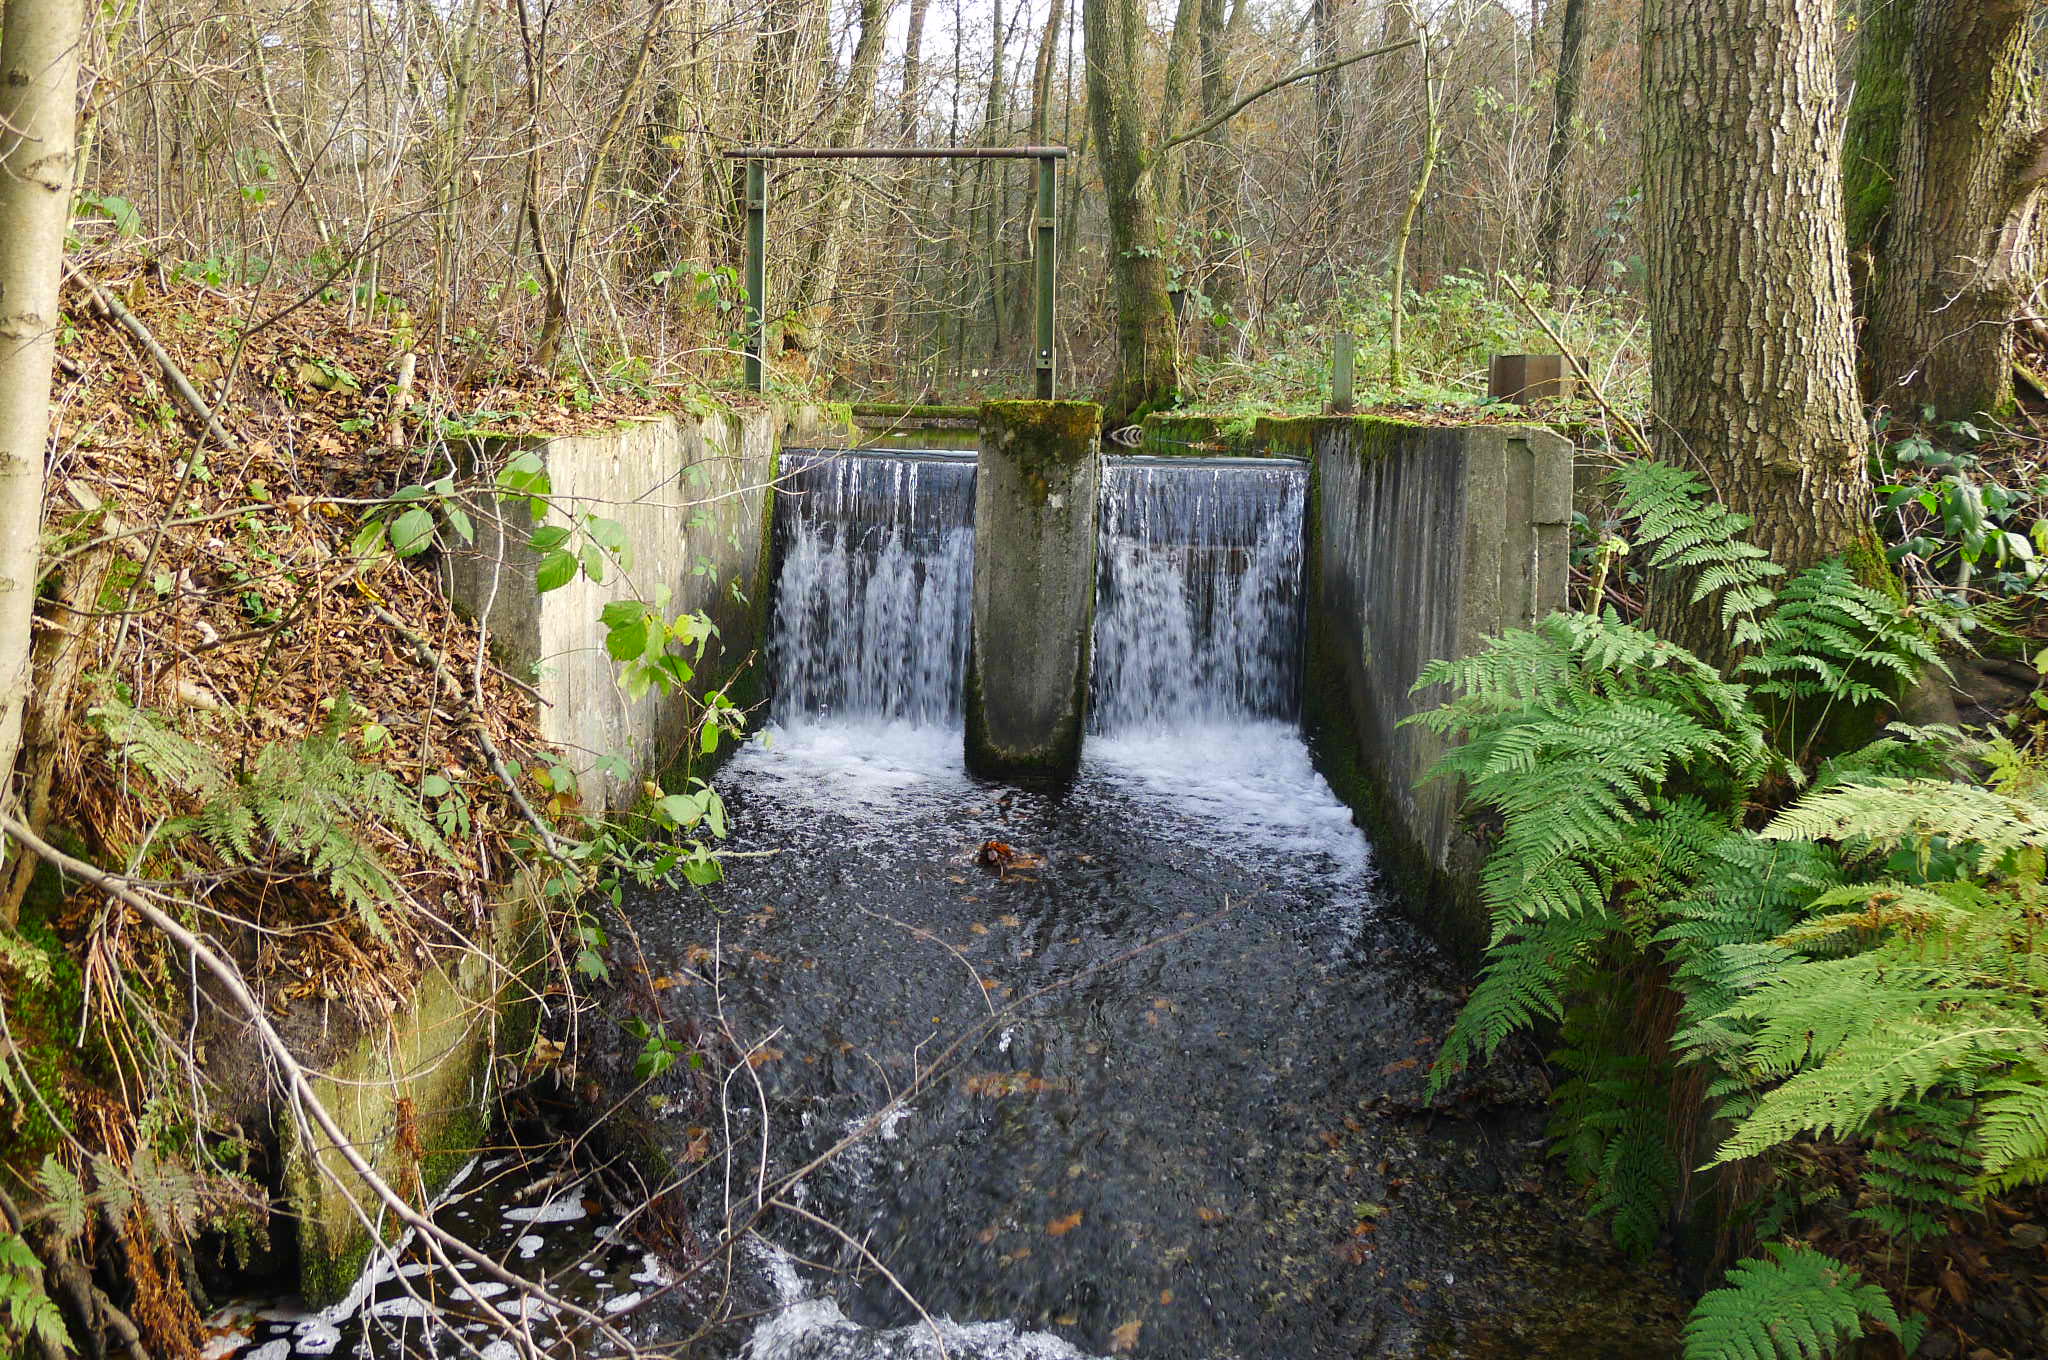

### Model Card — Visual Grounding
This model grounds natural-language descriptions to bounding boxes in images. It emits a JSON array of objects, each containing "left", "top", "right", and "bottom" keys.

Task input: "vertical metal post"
[
  {"left": 1034, "top": 155, "right": 1057, "bottom": 400},
  {"left": 744, "top": 158, "right": 767, "bottom": 392},
  {"left": 1331, "top": 332, "right": 1356, "bottom": 413}
]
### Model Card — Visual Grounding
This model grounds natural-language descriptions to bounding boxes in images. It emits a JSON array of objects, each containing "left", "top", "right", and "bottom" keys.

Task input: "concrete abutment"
[{"left": 964, "top": 400, "right": 1103, "bottom": 781}]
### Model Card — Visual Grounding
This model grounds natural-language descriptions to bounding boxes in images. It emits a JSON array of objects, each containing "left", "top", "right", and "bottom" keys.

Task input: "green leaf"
[
  {"left": 580, "top": 542, "right": 606, "bottom": 584},
  {"left": 387, "top": 506, "right": 436, "bottom": 557},
  {"left": 351, "top": 521, "right": 388, "bottom": 559},
  {"left": 420, "top": 774, "right": 452, "bottom": 798},
  {"left": 536, "top": 548, "right": 577, "bottom": 592},
  {"left": 529, "top": 525, "right": 571, "bottom": 551},
  {"left": 606, "top": 616, "right": 649, "bottom": 661}
]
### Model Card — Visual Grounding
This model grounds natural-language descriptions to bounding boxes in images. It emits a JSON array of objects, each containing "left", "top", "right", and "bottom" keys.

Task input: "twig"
[
  {"left": 1161, "top": 37, "right": 1420, "bottom": 152},
  {"left": 1495, "top": 270, "right": 1655, "bottom": 456},
  {"left": 768, "top": 1204, "right": 952, "bottom": 1360},
  {"left": 63, "top": 265, "right": 238, "bottom": 450},
  {"left": 366, "top": 602, "right": 569, "bottom": 859},
  {"left": 0, "top": 814, "right": 644, "bottom": 1358}
]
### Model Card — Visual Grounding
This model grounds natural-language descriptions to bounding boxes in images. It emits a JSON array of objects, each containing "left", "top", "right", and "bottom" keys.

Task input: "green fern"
[
  {"left": 0, "top": 1231, "right": 66, "bottom": 1355},
  {"left": 1738, "top": 560, "right": 1940, "bottom": 708},
  {"left": 1852, "top": 1097, "right": 1977, "bottom": 1241},
  {"left": 1682, "top": 1243, "right": 1901, "bottom": 1360},
  {"left": 1611, "top": 460, "right": 1785, "bottom": 647},
  {"left": 92, "top": 695, "right": 454, "bottom": 941}
]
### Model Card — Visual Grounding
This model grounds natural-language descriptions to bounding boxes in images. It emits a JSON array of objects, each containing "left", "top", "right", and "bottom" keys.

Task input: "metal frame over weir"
[{"left": 723, "top": 146, "right": 1068, "bottom": 399}]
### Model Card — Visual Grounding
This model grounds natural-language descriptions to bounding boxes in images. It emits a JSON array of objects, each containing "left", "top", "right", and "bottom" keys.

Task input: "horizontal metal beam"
[{"left": 723, "top": 145, "right": 1070, "bottom": 160}]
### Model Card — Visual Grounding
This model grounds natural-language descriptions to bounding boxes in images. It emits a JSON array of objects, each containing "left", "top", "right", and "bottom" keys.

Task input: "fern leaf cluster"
[
  {"left": 1611, "top": 460, "right": 1784, "bottom": 646},
  {"left": 92, "top": 695, "right": 454, "bottom": 941},
  {"left": 1682, "top": 1243, "right": 1900, "bottom": 1360}
]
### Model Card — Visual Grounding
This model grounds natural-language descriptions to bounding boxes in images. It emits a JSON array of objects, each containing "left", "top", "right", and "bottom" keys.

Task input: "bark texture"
[
  {"left": 1866, "top": 0, "right": 2041, "bottom": 420},
  {"left": 1841, "top": 0, "right": 1914, "bottom": 260},
  {"left": 0, "top": 0, "right": 82, "bottom": 906},
  {"left": 1537, "top": 0, "right": 1588, "bottom": 281},
  {"left": 1640, "top": 0, "right": 1872, "bottom": 657},
  {"left": 1085, "top": 0, "right": 1180, "bottom": 424}
]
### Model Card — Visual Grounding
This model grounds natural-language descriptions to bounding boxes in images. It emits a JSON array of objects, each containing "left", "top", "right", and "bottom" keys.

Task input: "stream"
[{"left": 227, "top": 449, "right": 1686, "bottom": 1359}]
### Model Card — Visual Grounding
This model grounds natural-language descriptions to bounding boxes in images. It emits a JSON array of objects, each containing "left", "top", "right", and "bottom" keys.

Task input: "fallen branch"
[
  {"left": 1496, "top": 270, "right": 1655, "bottom": 457},
  {"left": 63, "top": 265, "right": 238, "bottom": 450}
]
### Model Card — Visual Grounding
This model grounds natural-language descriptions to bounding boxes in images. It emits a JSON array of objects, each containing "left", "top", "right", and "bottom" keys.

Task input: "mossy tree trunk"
[
  {"left": 1866, "top": 0, "right": 2043, "bottom": 421},
  {"left": 0, "top": 0, "right": 82, "bottom": 929},
  {"left": 1841, "top": 0, "right": 1914, "bottom": 264},
  {"left": 1085, "top": 0, "right": 1180, "bottom": 425},
  {"left": 1640, "top": 0, "right": 1872, "bottom": 662}
]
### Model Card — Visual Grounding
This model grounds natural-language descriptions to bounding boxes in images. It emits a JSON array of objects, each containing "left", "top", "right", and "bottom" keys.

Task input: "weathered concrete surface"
[
  {"left": 1295, "top": 416, "right": 1572, "bottom": 960},
  {"left": 442, "top": 403, "right": 831, "bottom": 811},
  {"left": 965, "top": 401, "right": 1102, "bottom": 780},
  {"left": 284, "top": 875, "right": 542, "bottom": 1303}
]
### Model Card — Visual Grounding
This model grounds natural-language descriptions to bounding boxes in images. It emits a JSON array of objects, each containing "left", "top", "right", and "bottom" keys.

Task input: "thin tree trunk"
[
  {"left": 1536, "top": 0, "right": 1588, "bottom": 281},
  {"left": 1640, "top": 0, "right": 1873, "bottom": 660},
  {"left": 1387, "top": 18, "right": 1438, "bottom": 388},
  {"left": 0, "top": 0, "right": 82, "bottom": 927},
  {"left": 900, "top": 0, "right": 930, "bottom": 140},
  {"left": 1841, "top": 0, "right": 1915, "bottom": 262},
  {"left": 1866, "top": 0, "right": 2042, "bottom": 420}
]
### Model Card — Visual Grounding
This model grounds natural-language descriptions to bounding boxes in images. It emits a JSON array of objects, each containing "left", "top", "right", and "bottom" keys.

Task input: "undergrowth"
[{"left": 1419, "top": 459, "right": 2044, "bottom": 1359}]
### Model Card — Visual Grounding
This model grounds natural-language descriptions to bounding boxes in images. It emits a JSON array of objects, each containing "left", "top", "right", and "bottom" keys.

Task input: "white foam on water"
[
  {"left": 725, "top": 722, "right": 970, "bottom": 825},
  {"left": 504, "top": 1186, "right": 588, "bottom": 1224},
  {"left": 603, "top": 1290, "right": 643, "bottom": 1314},
  {"left": 201, "top": 1331, "right": 252, "bottom": 1360},
  {"left": 243, "top": 1342, "right": 291, "bottom": 1360},
  {"left": 291, "top": 1320, "right": 341, "bottom": 1355},
  {"left": 516, "top": 1234, "right": 546, "bottom": 1259},
  {"left": 741, "top": 1239, "right": 1104, "bottom": 1360}
]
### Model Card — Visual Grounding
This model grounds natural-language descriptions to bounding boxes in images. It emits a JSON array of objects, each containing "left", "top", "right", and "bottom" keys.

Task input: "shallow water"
[{"left": 609, "top": 719, "right": 1683, "bottom": 1359}]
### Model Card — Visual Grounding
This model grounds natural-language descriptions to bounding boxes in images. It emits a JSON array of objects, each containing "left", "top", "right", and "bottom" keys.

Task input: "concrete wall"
[
  {"left": 442, "top": 403, "right": 829, "bottom": 811},
  {"left": 1138, "top": 410, "right": 1572, "bottom": 958},
  {"left": 1299, "top": 417, "right": 1572, "bottom": 959},
  {"left": 965, "top": 401, "right": 1102, "bottom": 780},
  {"left": 285, "top": 878, "right": 542, "bottom": 1302}
]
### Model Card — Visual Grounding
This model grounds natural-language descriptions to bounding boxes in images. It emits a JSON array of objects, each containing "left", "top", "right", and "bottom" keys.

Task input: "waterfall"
[
  {"left": 769, "top": 450, "right": 976, "bottom": 727},
  {"left": 766, "top": 449, "right": 1307, "bottom": 738},
  {"left": 1091, "top": 456, "right": 1307, "bottom": 732}
]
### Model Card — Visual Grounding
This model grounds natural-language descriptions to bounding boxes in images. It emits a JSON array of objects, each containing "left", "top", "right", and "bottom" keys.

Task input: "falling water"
[
  {"left": 1091, "top": 456, "right": 1307, "bottom": 731},
  {"left": 769, "top": 450, "right": 976, "bottom": 727}
]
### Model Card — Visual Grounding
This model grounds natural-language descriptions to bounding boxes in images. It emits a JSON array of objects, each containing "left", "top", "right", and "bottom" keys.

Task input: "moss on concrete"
[{"left": 980, "top": 401, "right": 1101, "bottom": 506}]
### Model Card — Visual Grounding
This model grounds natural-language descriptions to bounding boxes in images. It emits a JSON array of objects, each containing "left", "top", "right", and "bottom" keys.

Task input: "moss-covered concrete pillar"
[{"left": 965, "top": 400, "right": 1102, "bottom": 780}]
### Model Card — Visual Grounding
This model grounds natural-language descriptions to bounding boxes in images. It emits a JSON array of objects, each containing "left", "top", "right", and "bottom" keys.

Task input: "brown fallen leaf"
[
  {"left": 1108, "top": 1319, "right": 1142, "bottom": 1352},
  {"left": 999, "top": 914, "right": 1023, "bottom": 927},
  {"left": 745, "top": 1047, "right": 784, "bottom": 1068},
  {"left": 1196, "top": 1206, "right": 1225, "bottom": 1223},
  {"left": 970, "top": 923, "right": 990, "bottom": 935},
  {"left": 1048, "top": 1211, "right": 1083, "bottom": 1237},
  {"left": 1158, "top": 1290, "right": 1174, "bottom": 1305}
]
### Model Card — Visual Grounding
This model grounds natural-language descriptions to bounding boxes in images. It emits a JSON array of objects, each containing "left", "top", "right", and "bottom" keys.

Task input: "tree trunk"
[
  {"left": 784, "top": 0, "right": 890, "bottom": 371},
  {"left": 1866, "top": 0, "right": 2041, "bottom": 421},
  {"left": 1841, "top": 0, "right": 1915, "bottom": 261},
  {"left": 1085, "top": 0, "right": 1179, "bottom": 424},
  {"left": 900, "top": 0, "right": 930, "bottom": 140},
  {"left": 1536, "top": 0, "right": 1588, "bottom": 281},
  {"left": 1310, "top": 0, "right": 1345, "bottom": 252},
  {"left": 1640, "top": 0, "right": 1872, "bottom": 660},
  {"left": 0, "top": 0, "right": 82, "bottom": 927}
]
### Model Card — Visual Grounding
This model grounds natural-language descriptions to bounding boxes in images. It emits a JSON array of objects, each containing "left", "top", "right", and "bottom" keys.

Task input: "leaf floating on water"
[
  {"left": 970, "top": 923, "right": 990, "bottom": 935},
  {"left": 999, "top": 914, "right": 1023, "bottom": 928},
  {"left": 1047, "top": 1211, "right": 1083, "bottom": 1237},
  {"left": 1108, "top": 1319, "right": 1142, "bottom": 1352},
  {"left": 744, "top": 1046, "right": 783, "bottom": 1068},
  {"left": 1196, "top": 1206, "right": 1225, "bottom": 1223}
]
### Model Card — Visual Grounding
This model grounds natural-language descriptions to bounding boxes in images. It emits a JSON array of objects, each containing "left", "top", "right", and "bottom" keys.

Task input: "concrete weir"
[
  {"left": 965, "top": 400, "right": 1103, "bottom": 780},
  {"left": 1141, "top": 412, "right": 1573, "bottom": 959},
  {"left": 441, "top": 402, "right": 832, "bottom": 810}
]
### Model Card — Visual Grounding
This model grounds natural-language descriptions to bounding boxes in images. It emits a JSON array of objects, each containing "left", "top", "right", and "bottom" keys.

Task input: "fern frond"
[{"left": 1682, "top": 1243, "right": 1899, "bottom": 1360}]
